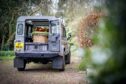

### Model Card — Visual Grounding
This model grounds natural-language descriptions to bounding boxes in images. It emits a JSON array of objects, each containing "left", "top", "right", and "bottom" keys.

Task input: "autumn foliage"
[{"left": 77, "top": 10, "right": 103, "bottom": 47}]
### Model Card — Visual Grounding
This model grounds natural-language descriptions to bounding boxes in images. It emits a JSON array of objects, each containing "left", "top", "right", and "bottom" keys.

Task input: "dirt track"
[{"left": 0, "top": 57, "right": 86, "bottom": 84}]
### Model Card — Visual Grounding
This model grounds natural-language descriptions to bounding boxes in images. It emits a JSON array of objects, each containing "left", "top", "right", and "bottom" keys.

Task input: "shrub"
[{"left": 0, "top": 51, "right": 15, "bottom": 56}]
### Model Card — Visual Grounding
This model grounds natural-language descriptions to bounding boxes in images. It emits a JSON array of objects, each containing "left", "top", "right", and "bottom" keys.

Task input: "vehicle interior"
[{"left": 25, "top": 20, "right": 49, "bottom": 43}]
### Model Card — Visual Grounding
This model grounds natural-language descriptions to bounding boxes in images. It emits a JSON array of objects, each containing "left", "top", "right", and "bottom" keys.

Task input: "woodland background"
[{"left": 0, "top": 0, "right": 126, "bottom": 83}]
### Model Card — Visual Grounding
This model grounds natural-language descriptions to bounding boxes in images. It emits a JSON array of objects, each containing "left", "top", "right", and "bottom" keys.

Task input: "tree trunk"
[{"left": 1, "top": 35, "right": 5, "bottom": 50}]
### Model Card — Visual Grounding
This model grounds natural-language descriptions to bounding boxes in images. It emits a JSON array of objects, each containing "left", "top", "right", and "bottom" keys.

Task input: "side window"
[
  {"left": 63, "top": 27, "right": 66, "bottom": 37},
  {"left": 17, "top": 24, "right": 23, "bottom": 35}
]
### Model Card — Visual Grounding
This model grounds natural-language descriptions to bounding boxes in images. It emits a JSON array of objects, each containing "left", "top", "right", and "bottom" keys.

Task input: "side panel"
[{"left": 59, "top": 20, "right": 69, "bottom": 56}]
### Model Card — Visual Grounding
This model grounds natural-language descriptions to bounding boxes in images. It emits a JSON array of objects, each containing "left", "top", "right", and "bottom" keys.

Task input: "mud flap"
[
  {"left": 52, "top": 56, "right": 64, "bottom": 69},
  {"left": 65, "top": 52, "right": 71, "bottom": 64},
  {"left": 14, "top": 57, "right": 25, "bottom": 68}
]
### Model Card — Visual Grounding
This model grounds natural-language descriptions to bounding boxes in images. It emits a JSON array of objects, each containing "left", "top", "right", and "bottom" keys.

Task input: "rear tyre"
[
  {"left": 17, "top": 61, "right": 26, "bottom": 71},
  {"left": 14, "top": 58, "right": 26, "bottom": 71},
  {"left": 59, "top": 62, "right": 65, "bottom": 71},
  {"left": 52, "top": 56, "right": 65, "bottom": 71},
  {"left": 17, "top": 67, "right": 25, "bottom": 71}
]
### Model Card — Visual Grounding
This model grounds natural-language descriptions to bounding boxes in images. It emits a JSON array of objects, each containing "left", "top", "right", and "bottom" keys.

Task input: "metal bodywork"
[{"left": 14, "top": 16, "right": 71, "bottom": 71}]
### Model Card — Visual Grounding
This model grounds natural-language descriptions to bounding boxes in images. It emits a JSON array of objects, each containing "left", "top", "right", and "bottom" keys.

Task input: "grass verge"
[{"left": 0, "top": 56, "right": 15, "bottom": 60}]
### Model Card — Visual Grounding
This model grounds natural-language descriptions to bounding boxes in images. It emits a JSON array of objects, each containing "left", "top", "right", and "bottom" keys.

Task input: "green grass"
[
  {"left": 0, "top": 56, "right": 15, "bottom": 60},
  {"left": 0, "top": 51, "right": 14, "bottom": 56},
  {"left": 78, "top": 49, "right": 92, "bottom": 71}
]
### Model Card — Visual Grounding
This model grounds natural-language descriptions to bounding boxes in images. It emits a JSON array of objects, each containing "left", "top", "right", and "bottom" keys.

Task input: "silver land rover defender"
[{"left": 14, "top": 16, "right": 71, "bottom": 71}]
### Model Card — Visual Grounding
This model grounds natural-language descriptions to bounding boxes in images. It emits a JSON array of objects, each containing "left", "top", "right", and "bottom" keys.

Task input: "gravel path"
[{"left": 0, "top": 57, "right": 86, "bottom": 84}]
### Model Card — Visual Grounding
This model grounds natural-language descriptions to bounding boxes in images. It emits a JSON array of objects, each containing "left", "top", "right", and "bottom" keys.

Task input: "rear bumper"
[{"left": 15, "top": 51, "right": 59, "bottom": 58}]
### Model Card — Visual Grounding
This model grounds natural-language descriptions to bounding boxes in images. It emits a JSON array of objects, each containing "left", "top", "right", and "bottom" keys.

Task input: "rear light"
[{"left": 15, "top": 42, "right": 24, "bottom": 49}]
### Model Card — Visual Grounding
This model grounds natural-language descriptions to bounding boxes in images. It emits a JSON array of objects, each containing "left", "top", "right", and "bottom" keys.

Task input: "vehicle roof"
[{"left": 17, "top": 16, "right": 59, "bottom": 22}]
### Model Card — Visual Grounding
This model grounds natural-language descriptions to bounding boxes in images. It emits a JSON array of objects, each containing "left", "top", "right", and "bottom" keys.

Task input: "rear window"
[{"left": 17, "top": 24, "right": 23, "bottom": 35}]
